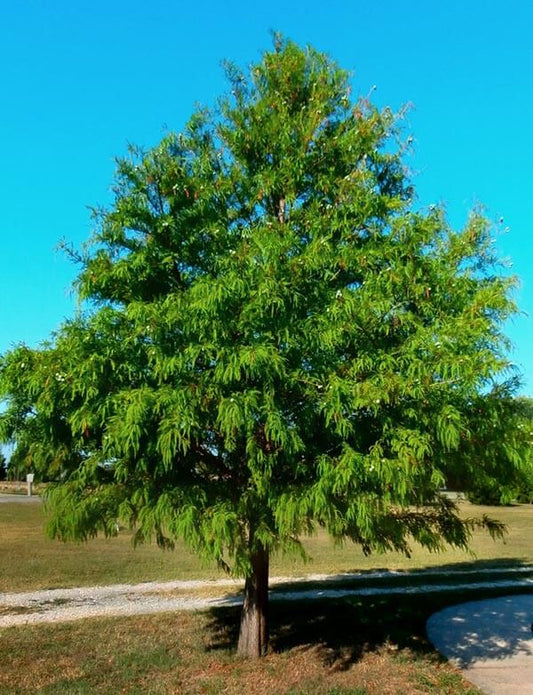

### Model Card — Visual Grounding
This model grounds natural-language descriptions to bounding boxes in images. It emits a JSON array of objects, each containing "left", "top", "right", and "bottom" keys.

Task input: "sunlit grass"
[{"left": 1, "top": 499, "right": 532, "bottom": 592}]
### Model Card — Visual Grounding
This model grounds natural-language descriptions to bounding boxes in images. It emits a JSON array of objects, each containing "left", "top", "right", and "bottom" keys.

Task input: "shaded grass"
[
  {"left": 1, "top": 501, "right": 533, "bottom": 592},
  {"left": 0, "top": 588, "right": 497, "bottom": 694},
  {"left": 269, "top": 559, "right": 533, "bottom": 596}
]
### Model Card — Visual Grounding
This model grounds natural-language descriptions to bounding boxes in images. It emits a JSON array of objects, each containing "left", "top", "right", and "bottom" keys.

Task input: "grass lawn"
[
  {"left": 0, "top": 499, "right": 532, "bottom": 592},
  {"left": 0, "top": 592, "right": 496, "bottom": 694},
  {"left": 1, "top": 500, "right": 532, "bottom": 694}
]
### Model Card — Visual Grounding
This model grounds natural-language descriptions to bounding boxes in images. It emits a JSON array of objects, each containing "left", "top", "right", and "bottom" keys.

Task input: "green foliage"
[
  {"left": 0, "top": 37, "right": 526, "bottom": 577},
  {"left": 465, "top": 397, "right": 533, "bottom": 505}
]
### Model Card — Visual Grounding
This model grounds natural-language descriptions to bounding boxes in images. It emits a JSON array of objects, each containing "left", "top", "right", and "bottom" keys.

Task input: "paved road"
[
  {"left": 427, "top": 594, "right": 533, "bottom": 695},
  {"left": 0, "top": 493, "right": 41, "bottom": 503}
]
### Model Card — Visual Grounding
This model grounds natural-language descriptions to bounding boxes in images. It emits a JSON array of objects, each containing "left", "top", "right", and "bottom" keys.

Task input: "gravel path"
[
  {"left": 0, "top": 493, "right": 41, "bottom": 504},
  {"left": 0, "top": 579, "right": 244, "bottom": 627},
  {"left": 1, "top": 566, "right": 532, "bottom": 629}
]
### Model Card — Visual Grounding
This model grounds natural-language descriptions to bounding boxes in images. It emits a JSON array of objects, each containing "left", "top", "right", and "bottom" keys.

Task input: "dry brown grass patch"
[{"left": 0, "top": 605, "right": 483, "bottom": 694}]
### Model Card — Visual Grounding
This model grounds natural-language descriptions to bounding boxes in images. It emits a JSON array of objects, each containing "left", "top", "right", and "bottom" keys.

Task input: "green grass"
[
  {"left": 1, "top": 499, "right": 532, "bottom": 592},
  {"left": 0, "top": 500, "right": 222, "bottom": 591}
]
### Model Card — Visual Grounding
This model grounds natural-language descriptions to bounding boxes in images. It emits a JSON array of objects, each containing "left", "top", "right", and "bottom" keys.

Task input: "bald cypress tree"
[{"left": 0, "top": 38, "right": 526, "bottom": 657}]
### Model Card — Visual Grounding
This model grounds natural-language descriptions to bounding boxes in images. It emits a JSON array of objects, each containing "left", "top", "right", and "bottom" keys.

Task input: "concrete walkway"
[{"left": 427, "top": 594, "right": 533, "bottom": 695}]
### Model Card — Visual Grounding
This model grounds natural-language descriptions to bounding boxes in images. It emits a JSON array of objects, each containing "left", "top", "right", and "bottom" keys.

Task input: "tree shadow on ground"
[
  {"left": 204, "top": 557, "right": 533, "bottom": 670},
  {"left": 206, "top": 595, "right": 445, "bottom": 670},
  {"left": 308, "top": 556, "right": 531, "bottom": 581},
  {"left": 268, "top": 557, "right": 532, "bottom": 594}
]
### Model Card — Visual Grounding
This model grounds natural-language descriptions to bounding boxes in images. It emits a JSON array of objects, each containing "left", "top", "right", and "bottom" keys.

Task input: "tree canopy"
[
  {"left": 0, "top": 37, "right": 528, "bottom": 656},
  {"left": 464, "top": 396, "right": 533, "bottom": 505}
]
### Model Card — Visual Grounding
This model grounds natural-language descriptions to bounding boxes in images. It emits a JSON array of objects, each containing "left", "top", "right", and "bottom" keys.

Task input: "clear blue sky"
[{"left": 1, "top": 0, "right": 531, "bottom": 394}]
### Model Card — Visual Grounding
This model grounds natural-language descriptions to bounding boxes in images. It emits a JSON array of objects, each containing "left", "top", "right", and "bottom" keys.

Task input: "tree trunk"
[{"left": 237, "top": 543, "right": 269, "bottom": 658}]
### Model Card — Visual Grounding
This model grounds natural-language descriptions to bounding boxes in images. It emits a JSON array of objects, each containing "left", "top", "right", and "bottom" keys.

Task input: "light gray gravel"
[
  {"left": 0, "top": 493, "right": 41, "bottom": 504},
  {"left": 1, "top": 567, "right": 533, "bottom": 629}
]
